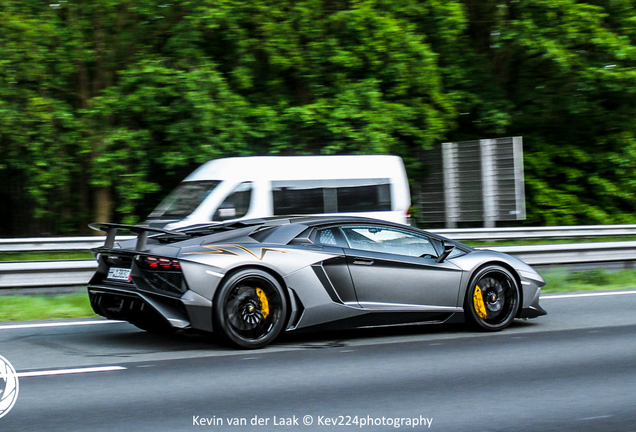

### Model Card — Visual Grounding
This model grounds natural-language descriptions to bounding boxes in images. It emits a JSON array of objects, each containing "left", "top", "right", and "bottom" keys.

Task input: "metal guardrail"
[
  {"left": 1, "top": 226, "right": 636, "bottom": 288},
  {"left": 0, "top": 236, "right": 135, "bottom": 253},
  {"left": 0, "top": 260, "right": 97, "bottom": 288},
  {"left": 1, "top": 241, "right": 636, "bottom": 289},
  {"left": 434, "top": 224, "right": 636, "bottom": 241},
  {"left": 2, "top": 225, "right": 636, "bottom": 252},
  {"left": 485, "top": 241, "right": 636, "bottom": 266}
]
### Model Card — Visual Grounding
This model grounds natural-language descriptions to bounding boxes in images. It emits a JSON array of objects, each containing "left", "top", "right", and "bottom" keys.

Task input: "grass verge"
[
  {"left": 0, "top": 292, "right": 96, "bottom": 322},
  {"left": 539, "top": 268, "right": 636, "bottom": 293},
  {"left": 0, "top": 251, "right": 94, "bottom": 262}
]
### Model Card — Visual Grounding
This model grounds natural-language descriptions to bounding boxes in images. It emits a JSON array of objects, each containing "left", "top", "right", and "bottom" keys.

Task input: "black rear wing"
[{"left": 89, "top": 223, "right": 189, "bottom": 251}]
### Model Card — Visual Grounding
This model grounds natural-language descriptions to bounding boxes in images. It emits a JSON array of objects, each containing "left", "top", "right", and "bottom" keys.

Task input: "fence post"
[
  {"left": 480, "top": 139, "right": 497, "bottom": 228},
  {"left": 442, "top": 142, "right": 459, "bottom": 228}
]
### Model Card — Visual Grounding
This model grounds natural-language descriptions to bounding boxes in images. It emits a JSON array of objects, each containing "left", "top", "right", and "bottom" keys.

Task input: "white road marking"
[
  {"left": 541, "top": 290, "right": 636, "bottom": 300},
  {"left": 0, "top": 320, "right": 124, "bottom": 330},
  {"left": 0, "top": 290, "right": 633, "bottom": 334},
  {"left": 578, "top": 415, "right": 612, "bottom": 421},
  {"left": 17, "top": 366, "right": 126, "bottom": 378}
]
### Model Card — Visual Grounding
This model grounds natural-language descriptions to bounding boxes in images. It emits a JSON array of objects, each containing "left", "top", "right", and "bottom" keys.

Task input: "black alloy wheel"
[
  {"left": 213, "top": 269, "right": 288, "bottom": 349},
  {"left": 465, "top": 265, "right": 520, "bottom": 331}
]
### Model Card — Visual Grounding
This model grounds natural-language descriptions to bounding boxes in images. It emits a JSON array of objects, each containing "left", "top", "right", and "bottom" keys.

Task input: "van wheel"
[{"left": 213, "top": 269, "right": 287, "bottom": 349}]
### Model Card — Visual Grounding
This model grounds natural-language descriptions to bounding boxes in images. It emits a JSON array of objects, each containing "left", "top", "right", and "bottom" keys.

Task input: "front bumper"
[
  {"left": 518, "top": 303, "right": 547, "bottom": 318},
  {"left": 518, "top": 285, "right": 547, "bottom": 319}
]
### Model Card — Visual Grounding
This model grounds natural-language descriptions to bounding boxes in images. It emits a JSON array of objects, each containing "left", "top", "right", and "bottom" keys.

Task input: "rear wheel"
[
  {"left": 213, "top": 269, "right": 287, "bottom": 349},
  {"left": 465, "top": 265, "right": 520, "bottom": 331}
]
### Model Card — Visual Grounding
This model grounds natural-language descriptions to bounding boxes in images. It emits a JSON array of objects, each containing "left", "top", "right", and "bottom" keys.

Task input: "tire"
[
  {"left": 213, "top": 269, "right": 288, "bottom": 349},
  {"left": 465, "top": 265, "right": 520, "bottom": 331}
]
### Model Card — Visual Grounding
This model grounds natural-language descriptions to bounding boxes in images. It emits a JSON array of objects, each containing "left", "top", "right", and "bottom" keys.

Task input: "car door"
[{"left": 336, "top": 225, "right": 463, "bottom": 310}]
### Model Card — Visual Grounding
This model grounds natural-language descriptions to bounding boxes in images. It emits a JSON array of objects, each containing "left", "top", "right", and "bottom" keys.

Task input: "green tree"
[
  {"left": 0, "top": 0, "right": 458, "bottom": 234},
  {"left": 4, "top": 0, "right": 636, "bottom": 235},
  {"left": 454, "top": 0, "right": 636, "bottom": 224}
]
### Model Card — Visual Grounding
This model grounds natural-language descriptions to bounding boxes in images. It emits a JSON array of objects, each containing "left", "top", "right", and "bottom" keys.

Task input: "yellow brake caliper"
[
  {"left": 256, "top": 288, "right": 269, "bottom": 319},
  {"left": 473, "top": 285, "right": 488, "bottom": 319}
]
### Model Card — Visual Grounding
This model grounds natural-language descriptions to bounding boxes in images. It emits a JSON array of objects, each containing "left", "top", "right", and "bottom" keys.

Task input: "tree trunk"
[{"left": 93, "top": 186, "right": 112, "bottom": 225}]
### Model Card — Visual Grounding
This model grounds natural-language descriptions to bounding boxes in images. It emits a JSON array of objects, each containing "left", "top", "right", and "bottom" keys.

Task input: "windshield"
[{"left": 147, "top": 180, "right": 221, "bottom": 219}]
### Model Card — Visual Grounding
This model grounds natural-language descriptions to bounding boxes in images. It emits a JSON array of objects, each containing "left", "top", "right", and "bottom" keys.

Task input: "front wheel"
[
  {"left": 213, "top": 269, "right": 288, "bottom": 349},
  {"left": 465, "top": 265, "right": 520, "bottom": 331}
]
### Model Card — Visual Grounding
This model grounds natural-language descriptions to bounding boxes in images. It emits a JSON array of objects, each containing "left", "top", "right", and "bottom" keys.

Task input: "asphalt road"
[{"left": 1, "top": 290, "right": 635, "bottom": 432}]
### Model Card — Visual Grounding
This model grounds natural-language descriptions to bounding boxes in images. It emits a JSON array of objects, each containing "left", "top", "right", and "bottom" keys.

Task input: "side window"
[
  {"left": 315, "top": 228, "right": 347, "bottom": 247},
  {"left": 340, "top": 226, "right": 437, "bottom": 258},
  {"left": 337, "top": 183, "right": 391, "bottom": 212},
  {"left": 148, "top": 180, "right": 221, "bottom": 219},
  {"left": 213, "top": 182, "right": 252, "bottom": 221},
  {"left": 272, "top": 179, "right": 392, "bottom": 215},
  {"left": 272, "top": 183, "right": 324, "bottom": 215},
  {"left": 316, "top": 228, "right": 338, "bottom": 245}
]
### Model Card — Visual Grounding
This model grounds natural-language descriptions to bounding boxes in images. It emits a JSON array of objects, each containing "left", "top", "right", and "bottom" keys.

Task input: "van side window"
[
  {"left": 213, "top": 182, "right": 252, "bottom": 221},
  {"left": 272, "top": 179, "right": 392, "bottom": 215},
  {"left": 337, "top": 183, "right": 391, "bottom": 211},
  {"left": 272, "top": 184, "right": 324, "bottom": 215}
]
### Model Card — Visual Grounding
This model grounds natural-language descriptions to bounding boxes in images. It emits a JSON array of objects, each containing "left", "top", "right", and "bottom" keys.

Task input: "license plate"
[{"left": 107, "top": 267, "right": 132, "bottom": 282}]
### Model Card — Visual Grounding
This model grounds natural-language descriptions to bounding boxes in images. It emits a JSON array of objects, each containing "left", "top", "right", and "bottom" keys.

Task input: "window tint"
[
  {"left": 337, "top": 184, "right": 391, "bottom": 212},
  {"left": 272, "top": 185, "right": 324, "bottom": 215},
  {"left": 148, "top": 180, "right": 221, "bottom": 219},
  {"left": 213, "top": 182, "right": 252, "bottom": 221},
  {"left": 272, "top": 179, "right": 392, "bottom": 215},
  {"left": 341, "top": 226, "right": 437, "bottom": 258}
]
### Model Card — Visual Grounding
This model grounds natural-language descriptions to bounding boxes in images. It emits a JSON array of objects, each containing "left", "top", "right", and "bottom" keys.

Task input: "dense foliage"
[{"left": 2, "top": 0, "right": 636, "bottom": 235}]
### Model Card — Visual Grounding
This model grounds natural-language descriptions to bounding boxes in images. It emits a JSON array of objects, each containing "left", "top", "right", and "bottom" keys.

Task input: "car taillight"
[{"left": 142, "top": 256, "right": 181, "bottom": 269}]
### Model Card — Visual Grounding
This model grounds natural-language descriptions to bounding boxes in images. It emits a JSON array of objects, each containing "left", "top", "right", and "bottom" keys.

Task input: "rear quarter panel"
[{"left": 177, "top": 243, "right": 341, "bottom": 301}]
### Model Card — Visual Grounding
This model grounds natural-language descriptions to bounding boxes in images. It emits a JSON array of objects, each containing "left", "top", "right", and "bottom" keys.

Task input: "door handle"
[{"left": 352, "top": 258, "right": 374, "bottom": 266}]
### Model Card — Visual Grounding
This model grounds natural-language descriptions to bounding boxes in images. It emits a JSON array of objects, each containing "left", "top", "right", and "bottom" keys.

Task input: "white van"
[{"left": 144, "top": 155, "right": 411, "bottom": 229}]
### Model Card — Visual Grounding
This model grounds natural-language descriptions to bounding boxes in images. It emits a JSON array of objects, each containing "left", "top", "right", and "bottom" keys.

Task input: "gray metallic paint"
[
  {"left": 344, "top": 250, "right": 463, "bottom": 309},
  {"left": 87, "top": 216, "right": 546, "bottom": 337}
]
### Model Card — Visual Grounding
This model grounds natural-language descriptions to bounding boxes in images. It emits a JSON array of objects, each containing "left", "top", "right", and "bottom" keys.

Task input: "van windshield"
[{"left": 148, "top": 180, "right": 221, "bottom": 219}]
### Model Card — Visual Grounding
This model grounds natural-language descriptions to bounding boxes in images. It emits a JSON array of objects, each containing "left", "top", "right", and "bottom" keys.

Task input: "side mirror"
[
  {"left": 436, "top": 243, "right": 455, "bottom": 263},
  {"left": 213, "top": 203, "right": 237, "bottom": 221}
]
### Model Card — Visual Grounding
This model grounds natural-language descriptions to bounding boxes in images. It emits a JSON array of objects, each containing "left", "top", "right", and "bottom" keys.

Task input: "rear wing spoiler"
[{"left": 88, "top": 223, "right": 189, "bottom": 251}]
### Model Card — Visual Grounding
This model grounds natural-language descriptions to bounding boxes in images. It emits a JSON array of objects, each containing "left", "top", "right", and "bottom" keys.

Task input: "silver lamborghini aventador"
[{"left": 87, "top": 216, "right": 546, "bottom": 349}]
